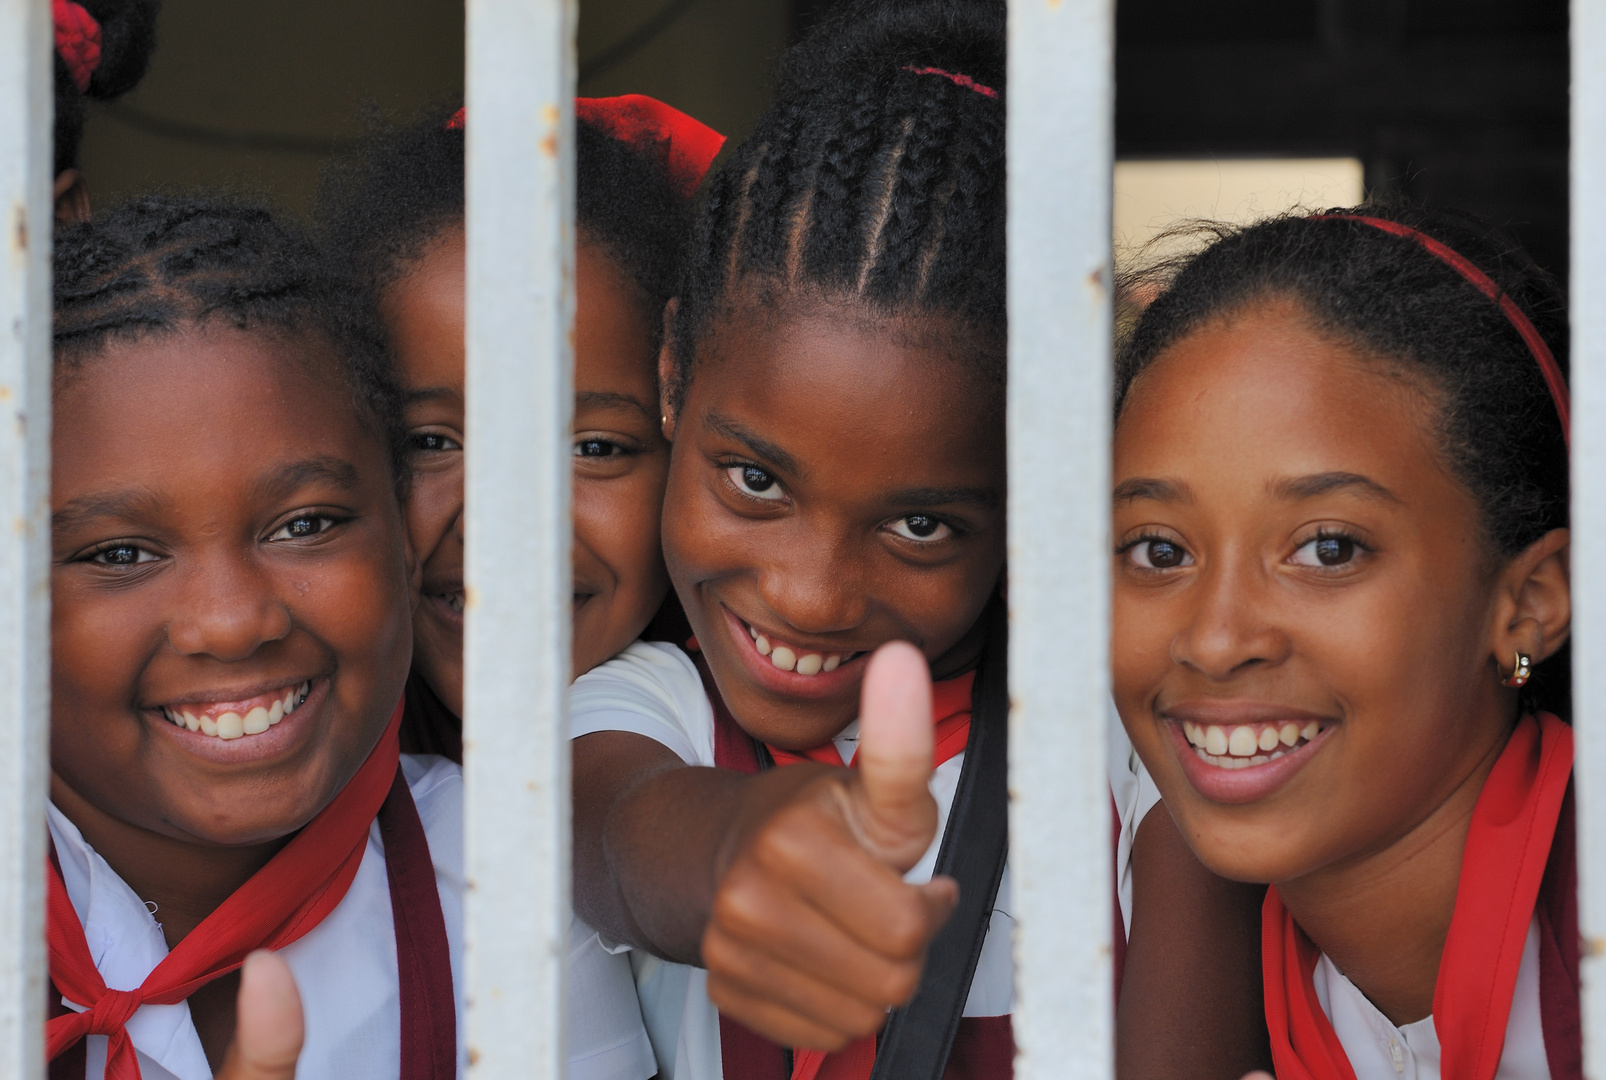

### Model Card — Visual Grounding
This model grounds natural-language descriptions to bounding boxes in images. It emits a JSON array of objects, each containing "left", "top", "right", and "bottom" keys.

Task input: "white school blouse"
[
  {"left": 570, "top": 641, "right": 1016, "bottom": 1080},
  {"left": 1109, "top": 735, "right": 1551, "bottom": 1080},
  {"left": 50, "top": 752, "right": 655, "bottom": 1080}
]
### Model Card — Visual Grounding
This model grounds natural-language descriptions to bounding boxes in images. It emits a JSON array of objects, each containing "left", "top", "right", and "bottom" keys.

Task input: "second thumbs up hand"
[{"left": 701, "top": 642, "right": 961, "bottom": 1051}]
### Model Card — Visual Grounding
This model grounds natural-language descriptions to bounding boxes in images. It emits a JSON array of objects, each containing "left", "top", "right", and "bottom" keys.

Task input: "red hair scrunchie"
[{"left": 52, "top": 0, "right": 102, "bottom": 94}]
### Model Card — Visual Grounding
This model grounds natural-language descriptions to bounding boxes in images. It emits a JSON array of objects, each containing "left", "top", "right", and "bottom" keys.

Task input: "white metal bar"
[
  {"left": 463, "top": 0, "right": 576, "bottom": 1074},
  {"left": 1006, "top": 1, "right": 1115, "bottom": 1078},
  {"left": 0, "top": 0, "right": 52, "bottom": 1075},
  {"left": 1572, "top": 1, "right": 1606, "bottom": 1072}
]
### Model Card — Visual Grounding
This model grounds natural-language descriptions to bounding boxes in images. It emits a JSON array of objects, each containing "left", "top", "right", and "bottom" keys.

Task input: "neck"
[
  {"left": 1274, "top": 732, "right": 1507, "bottom": 1027},
  {"left": 51, "top": 774, "right": 288, "bottom": 951}
]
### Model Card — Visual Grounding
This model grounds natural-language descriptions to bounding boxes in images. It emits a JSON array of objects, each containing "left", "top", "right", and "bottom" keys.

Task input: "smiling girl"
[
  {"left": 48, "top": 195, "right": 458, "bottom": 1079},
  {"left": 1112, "top": 208, "right": 1575, "bottom": 1080}
]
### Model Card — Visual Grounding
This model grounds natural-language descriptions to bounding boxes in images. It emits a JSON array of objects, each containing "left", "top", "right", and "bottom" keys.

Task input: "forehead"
[
  {"left": 1115, "top": 303, "right": 1448, "bottom": 494},
  {"left": 691, "top": 300, "right": 1004, "bottom": 479},
  {"left": 575, "top": 240, "right": 656, "bottom": 403},
  {"left": 382, "top": 227, "right": 466, "bottom": 395},
  {"left": 53, "top": 324, "right": 383, "bottom": 502}
]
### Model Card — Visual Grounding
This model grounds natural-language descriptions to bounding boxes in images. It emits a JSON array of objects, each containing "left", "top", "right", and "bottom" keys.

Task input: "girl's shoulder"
[{"left": 570, "top": 640, "right": 716, "bottom": 767}]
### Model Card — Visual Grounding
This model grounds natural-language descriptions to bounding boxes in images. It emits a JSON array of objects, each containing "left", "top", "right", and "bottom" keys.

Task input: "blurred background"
[{"left": 77, "top": 0, "right": 1569, "bottom": 282}]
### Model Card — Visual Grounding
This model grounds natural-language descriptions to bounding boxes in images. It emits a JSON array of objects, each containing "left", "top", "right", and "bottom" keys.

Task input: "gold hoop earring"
[{"left": 1502, "top": 651, "right": 1533, "bottom": 688}]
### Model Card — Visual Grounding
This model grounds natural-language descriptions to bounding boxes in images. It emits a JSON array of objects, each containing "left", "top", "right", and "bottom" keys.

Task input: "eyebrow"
[
  {"left": 52, "top": 488, "right": 166, "bottom": 533},
  {"left": 1112, "top": 477, "right": 1192, "bottom": 506},
  {"left": 576, "top": 391, "right": 656, "bottom": 423},
  {"left": 1270, "top": 472, "right": 1401, "bottom": 504},
  {"left": 253, "top": 457, "right": 364, "bottom": 502},
  {"left": 888, "top": 486, "right": 1003, "bottom": 510},
  {"left": 404, "top": 386, "right": 462, "bottom": 405},
  {"left": 704, "top": 412, "right": 803, "bottom": 477}
]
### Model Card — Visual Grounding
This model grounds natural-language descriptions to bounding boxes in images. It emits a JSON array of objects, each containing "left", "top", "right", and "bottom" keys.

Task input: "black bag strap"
[{"left": 869, "top": 601, "right": 1010, "bottom": 1080}]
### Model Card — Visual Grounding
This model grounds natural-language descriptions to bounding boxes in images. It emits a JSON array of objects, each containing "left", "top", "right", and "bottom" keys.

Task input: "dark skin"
[
  {"left": 1112, "top": 299, "right": 1570, "bottom": 1026},
  {"left": 383, "top": 225, "right": 673, "bottom": 711},
  {"left": 54, "top": 168, "right": 90, "bottom": 224},
  {"left": 574, "top": 293, "right": 1007, "bottom": 1049},
  {"left": 50, "top": 324, "right": 417, "bottom": 1067}
]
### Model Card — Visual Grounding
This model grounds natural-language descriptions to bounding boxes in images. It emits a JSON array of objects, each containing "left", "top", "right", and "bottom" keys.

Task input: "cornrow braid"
[
  {"left": 670, "top": 0, "right": 1006, "bottom": 408},
  {"left": 53, "top": 192, "right": 408, "bottom": 486}
]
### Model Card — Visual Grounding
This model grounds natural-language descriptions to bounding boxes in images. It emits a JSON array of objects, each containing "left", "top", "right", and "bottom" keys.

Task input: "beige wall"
[{"left": 78, "top": 0, "right": 788, "bottom": 215}]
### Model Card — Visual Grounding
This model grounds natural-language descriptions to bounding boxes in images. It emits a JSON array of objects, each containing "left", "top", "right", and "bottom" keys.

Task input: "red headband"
[
  {"left": 1321, "top": 214, "right": 1571, "bottom": 444},
  {"left": 902, "top": 65, "right": 997, "bottom": 98},
  {"left": 52, "top": 0, "right": 102, "bottom": 94},
  {"left": 444, "top": 95, "right": 726, "bottom": 200}
]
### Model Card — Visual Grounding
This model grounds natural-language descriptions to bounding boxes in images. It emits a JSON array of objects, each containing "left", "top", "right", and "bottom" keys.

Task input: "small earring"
[{"left": 1503, "top": 651, "right": 1533, "bottom": 688}]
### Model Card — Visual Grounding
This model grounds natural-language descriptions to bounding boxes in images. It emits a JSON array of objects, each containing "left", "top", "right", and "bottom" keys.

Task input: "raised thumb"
[
  {"left": 217, "top": 951, "right": 304, "bottom": 1080},
  {"left": 850, "top": 641, "right": 938, "bottom": 870}
]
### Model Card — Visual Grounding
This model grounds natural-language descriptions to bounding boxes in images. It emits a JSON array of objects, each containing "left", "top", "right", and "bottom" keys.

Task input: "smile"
[
  {"left": 159, "top": 681, "right": 311, "bottom": 741},
  {"left": 741, "top": 619, "right": 859, "bottom": 677},
  {"left": 1181, "top": 719, "right": 1323, "bottom": 769}
]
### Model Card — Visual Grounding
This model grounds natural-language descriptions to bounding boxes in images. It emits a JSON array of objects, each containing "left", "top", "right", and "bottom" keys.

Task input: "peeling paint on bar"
[
  {"left": 0, "top": 0, "right": 52, "bottom": 1076},
  {"left": 463, "top": 0, "right": 577, "bottom": 1076},
  {"left": 1572, "top": 1, "right": 1606, "bottom": 1073},
  {"left": 1006, "top": 2, "right": 1114, "bottom": 1078}
]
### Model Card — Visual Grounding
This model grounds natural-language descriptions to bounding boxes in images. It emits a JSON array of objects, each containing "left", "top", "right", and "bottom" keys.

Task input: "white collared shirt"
[
  {"left": 570, "top": 641, "right": 1016, "bottom": 1080},
  {"left": 51, "top": 752, "right": 655, "bottom": 1080}
]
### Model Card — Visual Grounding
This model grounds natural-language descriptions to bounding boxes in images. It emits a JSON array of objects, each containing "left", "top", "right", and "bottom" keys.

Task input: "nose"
[
  {"left": 165, "top": 551, "right": 293, "bottom": 662},
  {"left": 755, "top": 525, "right": 870, "bottom": 636},
  {"left": 1169, "top": 554, "right": 1291, "bottom": 681}
]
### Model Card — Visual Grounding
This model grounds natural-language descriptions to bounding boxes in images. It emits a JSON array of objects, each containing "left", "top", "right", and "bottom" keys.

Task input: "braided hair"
[
  {"left": 54, "top": 0, "right": 161, "bottom": 176},
  {"left": 1116, "top": 205, "right": 1570, "bottom": 713},
  {"left": 314, "top": 100, "right": 693, "bottom": 333},
  {"left": 54, "top": 193, "right": 407, "bottom": 485},
  {"left": 668, "top": 0, "right": 1006, "bottom": 408}
]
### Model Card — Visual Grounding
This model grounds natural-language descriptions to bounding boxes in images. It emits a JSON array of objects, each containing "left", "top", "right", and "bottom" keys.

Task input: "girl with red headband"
[
  {"left": 50, "top": 0, "right": 160, "bottom": 222},
  {"left": 1111, "top": 206, "right": 1575, "bottom": 1080},
  {"left": 48, "top": 193, "right": 457, "bottom": 1079},
  {"left": 315, "top": 93, "right": 726, "bottom": 1080}
]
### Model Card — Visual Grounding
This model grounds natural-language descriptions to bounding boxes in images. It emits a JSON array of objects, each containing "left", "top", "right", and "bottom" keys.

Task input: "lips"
[
  {"left": 423, "top": 578, "right": 464, "bottom": 623},
  {"left": 158, "top": 681, "right": 311, "bottom": 740},
  {"left": 1164, "top": 704, "right": 1335, "bottom": 804},
  {"left": 716, "top": 605, "right": 869, "bottom": 698}
]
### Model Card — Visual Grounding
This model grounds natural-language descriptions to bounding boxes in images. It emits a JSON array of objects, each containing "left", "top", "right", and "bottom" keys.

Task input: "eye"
[
  {"left": 89, "top": 543, "right": 158, "bottom": 567},
  {"left": 575, "top": 438, "right": 623, "bottom": 458},
  {"left": 1291, "top": 534, "right": 1359, "bottom": 568},
  {"left": 409, "top": 432, "right": 462, "bottom": 454},
  {"left": 887, "top": 514, "right": 953, "bottom": 543},
  {"left": 1125, "top": 537, "right": 1194, "bottom": 570},
  {"left": 727, "top": 465, "right": 786, "bottom": 502},
  {"left": 268, "top": 515, "right": 338, "bottom": 542}
]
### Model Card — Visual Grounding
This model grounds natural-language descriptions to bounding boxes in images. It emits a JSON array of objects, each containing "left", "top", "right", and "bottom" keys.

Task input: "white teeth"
[
  {"left": 1302, "top": 721, "right": 1320, "bottom": 741},
  {"left": 1280, "top": 722, "right": 1300, "bottom": 747},
  {"left": 216, "top": 712, "right": 245, "bottom": 740},
  {"left": 1258, "top": 727, "right": 1280, "bottom": 752},
  {"left": 748, "top": 624, "right": 759, "bottom": 640},
  {"left": 447, "top": 593, "right": 465, "bottom": 614},
  {"left": 268, "top": 700, "right": 283, "bottom": 726},
  {"left": 200, "top": 715, "right": 218, "bottom": 736},
  {"left": 184, "top": 711, "right": 200, "bottom": 732},
  {"left": 1228, "top": 726, "right": 1257, "bottom": 756},
  {"left": 754, "top": 635, "right": 772, "bottom": 657},
  {"left": 243, "top": 706, "right": 271, "bottom": 735},
  {"left": 795, "top": 653, "right": 823, "bottom": 676},
  {"left": 770, "top": 646, "right": 797, "bottom": 672},
  {"left": 822, "top": 655, "right": 840, "bottom": 672},
  {"left": 1204, "top": 726, "right": 1228, "bottom": 755}
]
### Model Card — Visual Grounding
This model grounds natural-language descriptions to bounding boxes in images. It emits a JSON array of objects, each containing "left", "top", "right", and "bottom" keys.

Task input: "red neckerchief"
[
  {"left": 695, "top": 652, "right": 985, "bottom": 1080},
  {"left": 46, "top": 701, "right": 456, "bottom": 1080},
  {"left": 1262, "top": 712, "right": 1573, "bottom": 1080}
]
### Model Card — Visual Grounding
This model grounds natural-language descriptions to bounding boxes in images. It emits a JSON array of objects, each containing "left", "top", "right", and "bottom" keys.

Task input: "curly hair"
[
  {"left": 667, "top": 0, "right": 1007, "bottom": 409},
  {"left": 54, "top": 192, "right": 407, "bottom": 486}
]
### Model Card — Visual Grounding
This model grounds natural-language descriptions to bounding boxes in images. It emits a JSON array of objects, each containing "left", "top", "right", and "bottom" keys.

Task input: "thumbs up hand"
[
  {"left": 702, "top": 642, "right": 960, "bottom": 1051},
  {"left": 216, "top": 951, "right": 304, "bottom": 1080}
]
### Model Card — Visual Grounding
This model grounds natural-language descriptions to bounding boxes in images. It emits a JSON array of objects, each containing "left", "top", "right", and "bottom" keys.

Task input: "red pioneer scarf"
[
  {"left": 697, "top": 652, "right": 994, "bottom": 1080},
  {"left": 1262, "top": 712, "right": 1573, "bottom": 1080},
  {"left": 46, "top": 700, "right": 454, "bottom": 1080}
]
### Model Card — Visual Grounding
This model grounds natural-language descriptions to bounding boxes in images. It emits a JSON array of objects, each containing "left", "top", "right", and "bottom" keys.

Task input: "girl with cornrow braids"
[
  {"left": 51, "top": 0, "right": 162, "bottom": 222},
  {"left": 46, "top": 194, "right": 463, "bottom": 1079}
]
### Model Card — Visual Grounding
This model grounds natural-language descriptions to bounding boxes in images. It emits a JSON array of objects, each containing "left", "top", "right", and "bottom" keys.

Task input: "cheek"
[{"left": 405, "top": 468, "right": 463, "bottom": 558}]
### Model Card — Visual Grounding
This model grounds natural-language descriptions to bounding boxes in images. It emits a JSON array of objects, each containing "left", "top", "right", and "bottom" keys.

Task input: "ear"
[
  {"left": 658, "top": 298, "right": 680, "bottom": 443},
  {"left": 53, "top": 169, "right": 89, "bottom": 224},
  {"left": 1489, "top": 527, "right": 1570, "bottom": 676}
]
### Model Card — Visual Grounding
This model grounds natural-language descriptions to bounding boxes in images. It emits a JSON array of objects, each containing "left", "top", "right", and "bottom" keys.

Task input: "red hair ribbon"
[
  {"left": 1322, "top": 214, "right": 1571, "bottom": 444},
  {"left": 903, "top": 65, "right": 998, "bottom": 99},
  {"left": 52, "top": 0, "right": 102, "bottom": 94},
  {"left": 443, "top": 96, "right": 726, "bottom": 200}
]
